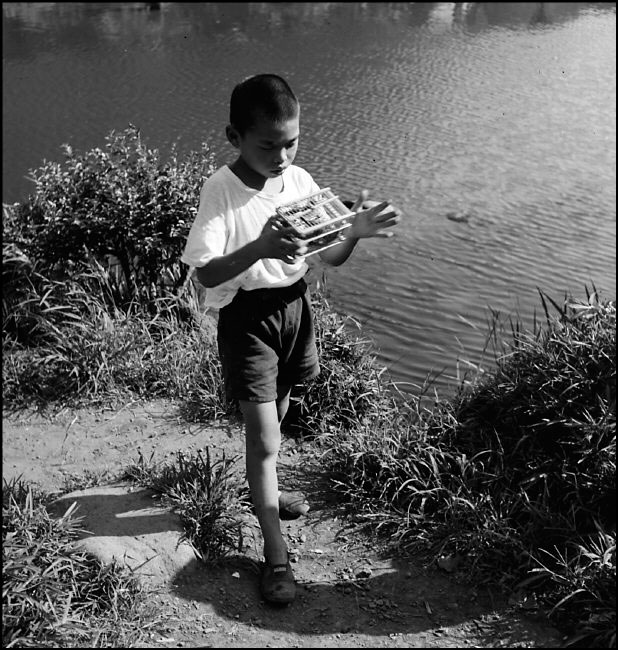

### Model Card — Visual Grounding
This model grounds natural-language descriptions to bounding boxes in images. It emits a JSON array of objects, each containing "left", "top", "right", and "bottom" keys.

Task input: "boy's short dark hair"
[{"left": 230, "top": 74, "right": 299, "bottom": 135}]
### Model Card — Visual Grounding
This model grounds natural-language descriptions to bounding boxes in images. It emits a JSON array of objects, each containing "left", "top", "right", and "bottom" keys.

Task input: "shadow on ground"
[
  {"left": 168, "top": 550, "right": 561, "bottom": 647},
  {"left": 170, "top": 439, "right": 561, "bottom": 646}
]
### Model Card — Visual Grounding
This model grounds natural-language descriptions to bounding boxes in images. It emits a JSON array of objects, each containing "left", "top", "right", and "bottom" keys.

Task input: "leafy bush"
[{"left": 3, "top": 125, "right": 215, "bottom": 309}]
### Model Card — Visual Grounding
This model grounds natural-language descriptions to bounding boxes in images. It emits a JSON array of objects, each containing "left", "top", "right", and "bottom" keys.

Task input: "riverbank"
[
  {"left": 3, "top": 289, "right": 615, "bottom": 647},
  {"left": 2, "top": 400, "right": 565, "bottom": 649}
]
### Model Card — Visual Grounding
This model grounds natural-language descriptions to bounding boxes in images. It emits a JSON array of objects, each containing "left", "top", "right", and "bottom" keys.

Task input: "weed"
[
  {"left": 123, "top": 447, "right": 257, "bottom": 565},
  {"left": 2, "top": 477, "right": 153, "bottom": 648}
]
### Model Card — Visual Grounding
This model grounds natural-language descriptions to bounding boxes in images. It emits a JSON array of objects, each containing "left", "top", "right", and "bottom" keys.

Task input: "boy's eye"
[{"left": 260, "top": 140, "right": 297, "bottom": 151}]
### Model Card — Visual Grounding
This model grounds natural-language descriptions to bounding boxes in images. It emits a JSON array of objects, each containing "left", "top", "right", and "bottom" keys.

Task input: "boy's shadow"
[
  {"left": 170, "top": 553, "right": 558, "bottom": 645},
  {"left": 45, "top": 481, "right": 560, "bottom": 644},
  {"left": 169, "top": 464, "right": 559, "bottom": 645}
]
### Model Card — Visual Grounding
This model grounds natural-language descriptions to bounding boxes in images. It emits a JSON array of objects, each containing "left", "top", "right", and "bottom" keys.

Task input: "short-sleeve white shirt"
[{"left": 181, "top": 164, "right": 320, "bottom": 309}]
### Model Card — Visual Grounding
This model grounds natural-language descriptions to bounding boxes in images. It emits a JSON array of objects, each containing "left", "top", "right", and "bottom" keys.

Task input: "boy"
[{"left": 181, "top": 74, "right": 400, "bottom": 605}]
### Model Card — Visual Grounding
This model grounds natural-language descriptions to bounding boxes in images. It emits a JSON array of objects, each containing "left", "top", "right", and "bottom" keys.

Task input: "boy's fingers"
[
  {"left": 376, "top": 209, "right": 400, "bottom": 222},
  {"left": 276, "top": 224, "right": 297, "bottom": 238},
  {"left": 364, "top": 201, "right": 390, "bottom": 217},
  {"left": 269, "top": 216, "right": 295, "bottom": 234}
]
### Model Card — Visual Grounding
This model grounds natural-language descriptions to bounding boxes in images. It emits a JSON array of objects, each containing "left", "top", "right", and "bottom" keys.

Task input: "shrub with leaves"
[{"left": 3, "top": 124, "right": 215, "bottom": 307}]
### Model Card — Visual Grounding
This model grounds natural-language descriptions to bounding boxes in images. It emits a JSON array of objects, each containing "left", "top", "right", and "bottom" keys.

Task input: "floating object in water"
[{"left": 446, "top": 209, "right": 472, "bottom": 223}]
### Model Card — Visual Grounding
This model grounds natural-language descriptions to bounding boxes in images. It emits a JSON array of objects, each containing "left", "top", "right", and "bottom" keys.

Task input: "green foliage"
[
  {"left": 2, "top": 477, "right": 150, "bottom": 648},
  {"left": 4, "top": 125, "right": 215, "bottom": 306},
  {"left": 443, "top": 290, "right": 615, "bottom": 538},
  {"left": 523, "top": 523, "right": 616, "bottom": 648}
]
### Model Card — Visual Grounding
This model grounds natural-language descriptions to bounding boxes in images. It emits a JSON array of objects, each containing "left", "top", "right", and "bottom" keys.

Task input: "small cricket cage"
[{"left": 274, "top": 187, "right": 355, "bottom": 256}]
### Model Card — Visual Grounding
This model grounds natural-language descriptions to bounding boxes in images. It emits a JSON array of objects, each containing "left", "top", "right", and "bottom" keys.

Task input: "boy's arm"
[
  {"left": 317, "top": 191, "right": 401, "bottom": 267},
  {"left": 195, "top": 239, "right": 262, "bottom": 288},
  {"left": 195, "top": 217, "right": 308, "bottom": 288}
]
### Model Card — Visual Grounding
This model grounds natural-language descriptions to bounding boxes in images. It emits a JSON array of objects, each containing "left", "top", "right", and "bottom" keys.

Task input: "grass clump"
[
  {"left": 2, "top": 251, "right": 226, "bottom": 417},
  {"left": 286, "top": 286, "right": 398, "bottom": 436},
  {"left": 123, "top": 447, "right": 255, "bottom": 565},
  {"left": 2, "top": 477, "right": 152, "bottom": 648}
]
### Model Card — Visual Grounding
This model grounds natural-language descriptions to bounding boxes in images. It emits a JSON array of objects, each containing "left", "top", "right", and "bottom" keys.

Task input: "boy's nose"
[{"left": 273, "top": 148, "right": 286, "bottom": 164}]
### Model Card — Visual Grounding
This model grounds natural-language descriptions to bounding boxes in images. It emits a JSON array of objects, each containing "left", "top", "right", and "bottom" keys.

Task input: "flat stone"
[{"left": 48, "top": 482, "right": 197, "bottom": 587}]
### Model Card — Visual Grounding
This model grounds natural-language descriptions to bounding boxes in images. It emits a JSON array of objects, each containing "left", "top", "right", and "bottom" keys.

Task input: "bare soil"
[{"left": 2, "top": 399, "right": 565, "bottom": 648}]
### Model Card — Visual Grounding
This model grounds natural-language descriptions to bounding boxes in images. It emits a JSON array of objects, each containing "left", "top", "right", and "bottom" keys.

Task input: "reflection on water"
[
  {"left": 2, "top": 2, "right": 606, "bottom": 39},
  {"left": 3, "top": 2, "right": 616, "bottom": 396}
]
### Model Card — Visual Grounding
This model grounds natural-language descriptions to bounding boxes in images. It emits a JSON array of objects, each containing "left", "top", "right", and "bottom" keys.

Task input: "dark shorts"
[{"left": 217, "top": 278, "right": 320, "bottom": 403}]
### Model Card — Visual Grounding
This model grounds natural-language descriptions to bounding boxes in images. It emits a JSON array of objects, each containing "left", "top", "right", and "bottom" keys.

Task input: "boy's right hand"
[{"left": 256, "top": 216, "right": 308, "bottom": 262}]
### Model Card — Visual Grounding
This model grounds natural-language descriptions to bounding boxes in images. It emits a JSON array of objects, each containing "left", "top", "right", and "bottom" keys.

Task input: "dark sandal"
[
  {"left": 278, "top": 490, "right": 309, "bottom": 520},
  {"left": 260, "top": 557, "right": 296, "bottom": 604}
]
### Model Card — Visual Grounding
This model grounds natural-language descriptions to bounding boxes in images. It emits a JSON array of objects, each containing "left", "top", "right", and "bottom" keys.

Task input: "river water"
[{"left": 3, "top": 2, "right": 616, "bottom": 396}]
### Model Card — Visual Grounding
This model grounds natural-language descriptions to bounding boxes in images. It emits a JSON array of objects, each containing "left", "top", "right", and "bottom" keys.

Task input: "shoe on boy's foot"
[
  {"left": 260, "top": 556, "right": 296, "bottom": 604},
  {"left": 278, "top": 490, "right": 309, "bottom": 520},
  {"left": 244, "top": 489, "right": 309, "bottom": 520}
]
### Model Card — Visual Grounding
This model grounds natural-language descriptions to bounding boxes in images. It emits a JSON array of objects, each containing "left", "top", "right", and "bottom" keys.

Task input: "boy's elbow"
[{"left": 195, "top": 264, "right": 216, "bottom": 288}]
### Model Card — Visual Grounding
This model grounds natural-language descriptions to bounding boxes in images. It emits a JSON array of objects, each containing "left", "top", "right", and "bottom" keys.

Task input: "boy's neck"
[{"left": 229, "top": 158, "right": 283, "bottom": 194}]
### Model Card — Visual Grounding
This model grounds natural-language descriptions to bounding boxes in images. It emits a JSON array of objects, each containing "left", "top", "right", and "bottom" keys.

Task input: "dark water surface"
[{"left": 3, "top": 2, "right": 616, "bottom": 395}]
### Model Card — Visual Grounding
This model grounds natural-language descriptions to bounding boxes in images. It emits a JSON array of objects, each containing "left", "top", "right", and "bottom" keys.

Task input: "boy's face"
[{"left": 227, "top": 111, "right": 300, "bottom": 181}]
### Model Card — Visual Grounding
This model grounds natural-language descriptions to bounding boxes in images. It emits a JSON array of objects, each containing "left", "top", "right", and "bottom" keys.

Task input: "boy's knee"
[
  {"left": 246, "top": 435, "right": 281, "bottom": 460},
  {"left": 240, "top": 399, "right": 282, "bottom": 457}
]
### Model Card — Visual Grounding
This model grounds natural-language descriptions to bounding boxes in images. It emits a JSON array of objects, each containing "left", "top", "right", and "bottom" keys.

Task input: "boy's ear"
[{"left": 226, "top": 125, "right": 240, "bottom": 148}]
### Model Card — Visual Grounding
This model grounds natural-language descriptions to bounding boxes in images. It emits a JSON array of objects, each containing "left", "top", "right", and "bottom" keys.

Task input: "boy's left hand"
[{"left": 349, "top": 190, "right": 401, "bottom": 239}]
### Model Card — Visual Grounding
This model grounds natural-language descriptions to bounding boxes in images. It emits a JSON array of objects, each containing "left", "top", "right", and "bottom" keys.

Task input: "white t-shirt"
[{"left": 181, "top": 164, "right": 320, "bottom": 308}]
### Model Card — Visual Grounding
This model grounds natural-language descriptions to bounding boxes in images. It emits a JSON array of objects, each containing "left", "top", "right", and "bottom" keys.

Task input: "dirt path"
[{"left": 2, "top": 400, "right": 564, "bottom": 648}]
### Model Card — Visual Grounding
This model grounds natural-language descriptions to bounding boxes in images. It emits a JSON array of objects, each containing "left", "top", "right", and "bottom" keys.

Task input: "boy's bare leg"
[{"left": 240, "top": 399, "right": 288, "bottom": 566}]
